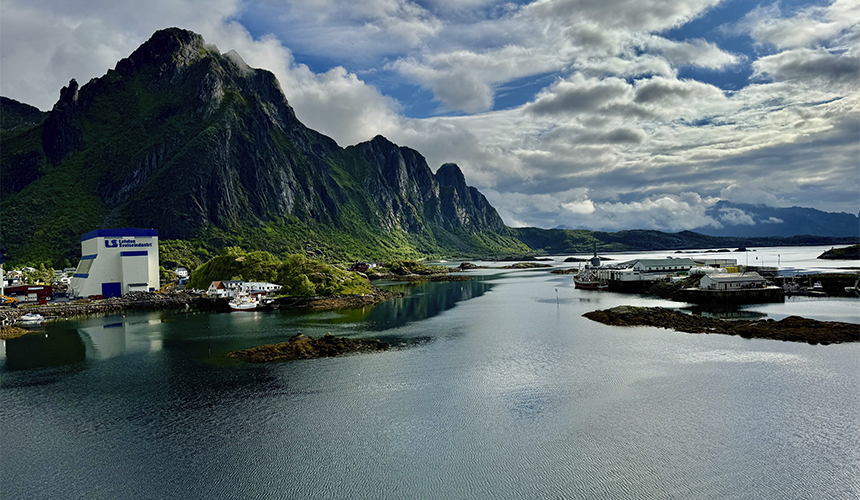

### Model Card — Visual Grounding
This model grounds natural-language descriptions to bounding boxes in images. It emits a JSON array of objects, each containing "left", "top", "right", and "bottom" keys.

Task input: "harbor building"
[
  {"left": 68, "top": 228, "right": 159, "bottom": 299},
  {"left": 675, "top": 271, "right": 783, "bottom": 305},
  {"left": 700, "top": 272, "right": 767, "bottom": 291},
  {"left": 595, "top": 258, "right": 696, "bottom": 291}
]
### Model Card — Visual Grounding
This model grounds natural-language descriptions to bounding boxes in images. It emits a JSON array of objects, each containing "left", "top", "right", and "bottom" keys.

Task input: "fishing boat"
[
  {"left": 228, "top": 290, "right": 259, "bottom": 311},
  {"left": 573, "top": 271, "right": 607, "bottom": 290}
]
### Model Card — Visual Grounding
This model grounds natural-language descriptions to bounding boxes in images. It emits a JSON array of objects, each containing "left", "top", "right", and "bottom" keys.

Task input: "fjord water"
[{"left": 2, "top": 248, "right": 859, "bottom": 499}]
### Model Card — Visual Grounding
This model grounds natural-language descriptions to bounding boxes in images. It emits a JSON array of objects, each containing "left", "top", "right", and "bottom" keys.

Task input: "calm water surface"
[{"left": 2, "top": 249, "right": 859, "bottom": 499}]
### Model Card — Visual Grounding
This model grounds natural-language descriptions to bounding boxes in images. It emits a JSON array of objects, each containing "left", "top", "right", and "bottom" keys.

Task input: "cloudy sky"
[{"left": 1, "top": 0, "right": 858, "bottom": 231}]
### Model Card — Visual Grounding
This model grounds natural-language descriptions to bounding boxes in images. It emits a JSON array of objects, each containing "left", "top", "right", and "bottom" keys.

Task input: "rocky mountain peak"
[
  {"left": 118, "top": 27, "right": 206, "bottom": 75},
  {"left": 436, "top": 163, "right": 466, "bottom": 188},
  {"left": 42, "top": 79, "right": 83, "bottom": 164},
  {"left": 2, "top": 27, "right": 520, "bottom": 262}
]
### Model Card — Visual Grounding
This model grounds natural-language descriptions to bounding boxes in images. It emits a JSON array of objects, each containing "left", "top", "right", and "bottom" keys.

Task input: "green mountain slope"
[
  {"left": 1, "top": 28, "right": 527, "bottom": 266},
  {"left": 1, "top": 28, "right": 854, "bottom": 268}
]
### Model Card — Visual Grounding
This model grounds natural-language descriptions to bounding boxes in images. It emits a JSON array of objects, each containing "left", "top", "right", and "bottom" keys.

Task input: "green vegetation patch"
[{"left": 187, "top": 247, "right": 372, "bottom": 297}]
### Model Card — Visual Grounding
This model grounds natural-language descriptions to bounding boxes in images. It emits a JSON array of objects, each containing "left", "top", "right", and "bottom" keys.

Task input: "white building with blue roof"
[{"left": 68, "top": 228, "right": 159, "bottom": 298}]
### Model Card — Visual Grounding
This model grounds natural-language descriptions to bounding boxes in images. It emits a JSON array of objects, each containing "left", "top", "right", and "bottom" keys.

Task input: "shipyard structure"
[{"left": 69, "top": 229, "right": 159, "bottom": 299}]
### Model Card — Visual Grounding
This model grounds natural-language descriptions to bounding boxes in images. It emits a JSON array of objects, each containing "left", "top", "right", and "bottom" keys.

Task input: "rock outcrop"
[
  {"left": 228, "top": 333, "right": 389, "bottom": 363},
  {"left": 584, "top": 306, "right": 860, "bottom": 344}
]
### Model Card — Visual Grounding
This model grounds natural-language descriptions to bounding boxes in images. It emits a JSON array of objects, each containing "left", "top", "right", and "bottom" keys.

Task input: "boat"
[
  {"left": 812, "top": 281, "right": 824, "bottom": 292},
  {"left": 573, "top": 271, "right": 607, "bottom": 290},
  {"left": 18, "top": 313, "right": 46, "bottom": 324},
  {"left": 228, "top": 289, "right": 259, "bottom": 311}
]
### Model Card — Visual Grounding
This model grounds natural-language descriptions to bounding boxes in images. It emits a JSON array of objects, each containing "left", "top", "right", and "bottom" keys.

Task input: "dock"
[{"left": 673, "top": 286, "right": 785, "bottom": 306}]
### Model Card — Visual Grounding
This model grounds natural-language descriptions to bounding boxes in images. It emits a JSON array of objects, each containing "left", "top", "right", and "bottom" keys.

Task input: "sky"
[{"left": 1, "top": 0, "right": 858, "bottom": 232}]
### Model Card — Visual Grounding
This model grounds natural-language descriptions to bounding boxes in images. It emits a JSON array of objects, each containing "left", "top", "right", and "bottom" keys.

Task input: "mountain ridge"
[
  {"left": 0, "top": 28, "right": 526, "bottom": 265},
  {"left": 1, "top": 27, "right": 856, "bottom": 267}
]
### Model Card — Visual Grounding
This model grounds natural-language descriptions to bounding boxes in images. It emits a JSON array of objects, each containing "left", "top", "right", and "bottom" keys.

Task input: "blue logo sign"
[{"left": 104, "top": 238, "right": 152, "bottom": 249}]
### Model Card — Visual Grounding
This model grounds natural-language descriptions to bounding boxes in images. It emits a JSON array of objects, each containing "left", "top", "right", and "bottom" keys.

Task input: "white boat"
[
  {"left": 228, "top": 290, "right": 259, "bottom": 311},
  {"left": 18, "top": 313, "right": 46, "bottom": 323}
]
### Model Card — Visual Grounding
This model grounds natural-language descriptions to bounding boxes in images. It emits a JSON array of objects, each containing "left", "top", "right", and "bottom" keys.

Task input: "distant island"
[{"left": 818, "top": 245, "right": 860, "bottom": 260}]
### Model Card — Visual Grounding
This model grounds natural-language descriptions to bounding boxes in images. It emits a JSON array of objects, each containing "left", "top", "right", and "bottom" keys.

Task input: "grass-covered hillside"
[{"left": 187, "top": 247, "right": 372, "bottom": 296}]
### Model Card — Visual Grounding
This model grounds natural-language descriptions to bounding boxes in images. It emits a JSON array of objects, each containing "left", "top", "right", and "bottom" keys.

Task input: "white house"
[
  {"left": 174, "top": 267, "right": 189, "bottom": 278},
  {"left": 700, "top": 272, "right": 766, "bottom": 291},
  {"left": 207, "top": 280, "right": 282, "bottom": 298}
]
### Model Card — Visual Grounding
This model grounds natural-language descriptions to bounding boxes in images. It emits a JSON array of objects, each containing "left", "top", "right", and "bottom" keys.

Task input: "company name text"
[{"left": 105, "top": 239, "right": 153, "bottom": 249}]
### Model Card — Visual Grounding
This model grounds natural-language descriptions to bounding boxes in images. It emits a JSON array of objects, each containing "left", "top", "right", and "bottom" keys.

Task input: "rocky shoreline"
[
  {"left": 584, "top": 306, "right": 860, "bottom": 345},
  {"left": 228, "top": 333, "right": 389, "bottom": 363},
  {"left": 0, "top": 326, "right": 30, "bottom": 340},
  {"left": 0, "top": 287, "right": 403, "bottom": 326},
  {"left": 0, "top": 291, "right": 199, "bottom": 325}
]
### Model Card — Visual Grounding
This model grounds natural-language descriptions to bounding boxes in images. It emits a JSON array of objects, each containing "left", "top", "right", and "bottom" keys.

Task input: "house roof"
[
  {"left": 704, "top": 272, "right": 765, "bottom": 282},
  {"left": 631, "top": 258, "right": 696, "bottom": 267}
]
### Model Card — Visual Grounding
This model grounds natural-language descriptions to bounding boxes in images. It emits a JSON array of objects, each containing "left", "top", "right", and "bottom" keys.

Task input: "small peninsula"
[
  {"left": 584, "top": 306, "right": 860, "bottom": 345},
  {"left": 818, "top": 245, "right": 860, "bottom": 260}
]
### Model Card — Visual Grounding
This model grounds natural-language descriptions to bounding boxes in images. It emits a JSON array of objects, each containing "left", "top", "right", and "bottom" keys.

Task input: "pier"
[{"left": 673, "top": 286, "right": 785, "bottom": 306}]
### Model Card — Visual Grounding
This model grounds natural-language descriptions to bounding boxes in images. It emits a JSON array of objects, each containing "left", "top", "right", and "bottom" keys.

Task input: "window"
[{"left": 75, "top": 258, "right": 94, "bottom": 275}]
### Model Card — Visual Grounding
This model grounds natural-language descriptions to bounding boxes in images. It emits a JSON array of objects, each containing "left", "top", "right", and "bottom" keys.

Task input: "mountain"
[
  {"left": 0, "top": 28, "right": 526, "bottom": 266},
  {"left": 512, "top": 228, "right": 857, "bottom": 254},
  {"left": 0, "top": 97, "right": 47, "bottom": 137},
  {"left": 693, "top": 201, "right": 859, "bottom": 238},
  {"left": 1, "top": 28, "right": 855, "bottom": 268}
]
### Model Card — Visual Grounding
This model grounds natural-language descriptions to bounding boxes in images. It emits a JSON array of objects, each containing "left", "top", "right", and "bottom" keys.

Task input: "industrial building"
[
  {"left": 700, "top": 272, "right": 767, "bottom": 291},
  {"left": 68, "top": 228, "right": 159, "bottom": 299}
]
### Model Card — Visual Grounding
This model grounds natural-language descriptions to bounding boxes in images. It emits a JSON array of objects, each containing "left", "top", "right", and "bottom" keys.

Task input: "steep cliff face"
[
  {"left": 1, "top": 28, "right": 521, "bottom": 263},
  {"left": 353, "top": 135, "right": 440, "bottom": 233},
  {"left": 39, "top": 28, "right": 345, "bottom": 238},
  {"left": 436, "top": 163, "right": 507, "bottom": 233}
]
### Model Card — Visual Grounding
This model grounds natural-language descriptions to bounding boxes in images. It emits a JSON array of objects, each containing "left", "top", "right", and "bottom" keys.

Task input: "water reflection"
[
  {"left": 364, "top": 280, "right": 492, "bottom": 330},
  {"left": 78, "top": 319, "right": 164, "bottom": 359},
  {"left": 2, "top": 279, "right": 494, "bottom": 371},
  {"left": 280, "top": 278, "right": 493, "bottom": 332},
  {"left": 4, "top": 330, "right": 85, "bottom": 370}
]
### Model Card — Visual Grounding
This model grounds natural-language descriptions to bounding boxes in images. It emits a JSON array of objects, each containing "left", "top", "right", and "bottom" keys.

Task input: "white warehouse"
[{"left": 69, "top": 228, "right": 159, "bottom": 298}]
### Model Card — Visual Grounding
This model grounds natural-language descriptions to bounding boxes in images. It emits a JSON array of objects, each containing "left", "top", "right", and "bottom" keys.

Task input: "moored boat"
[
  {"left": 18, "top": 313, "right": 46, "bottom": 324},
  {"left": 228, "top": 290, "right": 259, "bottom": 311},
  {"left": 574, "top": 272, "right": 607, "bottom": 290}
]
